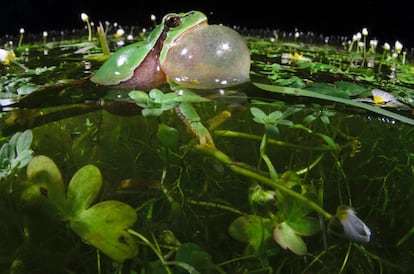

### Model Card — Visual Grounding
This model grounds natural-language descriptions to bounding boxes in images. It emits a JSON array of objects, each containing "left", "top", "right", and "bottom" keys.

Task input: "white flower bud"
[
  {"left": 395, "top": 40, "right": 403, "bottom": 54},
  {"left": 362, "top": 28, "right": 368, "bottom": 36},
  {"left": 81, "top": 12, "right": 89, "bottom": 22},
  {"left": 115, "top": 28, "right": 125, "bottom": 38},
  {"left": 369, "top": 39, "right": 378, "bottom": 47}
]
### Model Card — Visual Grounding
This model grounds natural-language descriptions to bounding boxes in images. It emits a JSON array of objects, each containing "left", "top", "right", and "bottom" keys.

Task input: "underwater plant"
[{"left": 20, "top": 155, "right": 138, "bottom": 262}]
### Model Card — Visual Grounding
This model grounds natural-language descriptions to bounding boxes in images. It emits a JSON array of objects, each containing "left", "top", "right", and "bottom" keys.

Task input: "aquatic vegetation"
[
  {"left": 1, "top": 11, "right": 414, "bottom": 274},
  {"left": 0, "top": 129, "right": 33, "bottom": 179}
]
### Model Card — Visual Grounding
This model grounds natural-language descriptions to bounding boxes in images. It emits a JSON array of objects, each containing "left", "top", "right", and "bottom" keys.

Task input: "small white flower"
[
  {"left": 362, "top": 28, "right": 368, "bottom": 36},
  {"left": 395, "top": 40, "right": 403, "bottom": 54},
  {"left": 43, "top": 31, "right": 48, "bottom": 38},
  {"left": 127, "top": 34, "right": 133, "bottom": 40},
  {"left": 369, "top": 39, "right": 378, "bottom": 48},
  {"left": 383, "top": 42, "right": 390, "bottom": 51},
  {"left": 150, "top": 14, "right": 156, "bottom": 22},
  {"left": 81, "top": 12, "right": 89, "bottom": 22},
  {"left": 115, "top": 28, "right": 125, "bottom": 38},
  {"left": 352, "top": 34, "right": 359, "bottom": 42},
  {"left": 0, "top": 48, "right": 16, "bottom": 65},
  {"left": 19, "top": 28, "right": 25, "bottom": 34}
]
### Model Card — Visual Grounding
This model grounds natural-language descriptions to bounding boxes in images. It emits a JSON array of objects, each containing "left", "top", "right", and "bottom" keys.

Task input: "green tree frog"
[{"left": 90, "top": 10, "right": 251, "bottom": 91}]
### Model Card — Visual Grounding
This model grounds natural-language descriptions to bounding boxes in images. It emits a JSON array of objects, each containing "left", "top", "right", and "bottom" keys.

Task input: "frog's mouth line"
[{"left": 172, "top": 21, "right": 208, "bottom": 44}]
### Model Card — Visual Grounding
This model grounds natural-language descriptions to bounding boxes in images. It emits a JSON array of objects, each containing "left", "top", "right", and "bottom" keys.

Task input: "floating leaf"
[
  {"left": 128, "top": 90, "right": 149, "bottom": 103},
  {"left": 250, "top": 107, "right": 267, "bottom": 123},
  {"left": 253, "top": 82, "right": 414, "bottom": 126},
  {"left": 14, "top": 129, "right": 33, "bottom": 154},
  {"left": 334, "top": 81, "right": 367, "bottom": 97}
]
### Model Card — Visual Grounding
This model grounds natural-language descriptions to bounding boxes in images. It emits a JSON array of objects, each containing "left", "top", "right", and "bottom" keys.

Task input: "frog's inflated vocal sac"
[{"left": 90, "top": 10, "right": 251, "bottom": 91}]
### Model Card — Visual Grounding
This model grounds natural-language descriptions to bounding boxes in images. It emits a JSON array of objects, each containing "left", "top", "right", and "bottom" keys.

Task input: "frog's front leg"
[{"left": 175, "top": 102, "right": 215, "bottom": 148}]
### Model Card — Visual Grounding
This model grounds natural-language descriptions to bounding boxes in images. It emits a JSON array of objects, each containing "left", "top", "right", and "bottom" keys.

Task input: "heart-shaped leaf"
[
  {"left": 70, "top": 200, "right": 138, "bottom": 262},
  {"left": 66, "top": 164, "right": 102, "bottom": 217}
]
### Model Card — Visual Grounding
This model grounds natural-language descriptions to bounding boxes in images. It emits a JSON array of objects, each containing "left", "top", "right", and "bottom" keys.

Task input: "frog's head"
[{"left": 158, "top": 11, "right": 208, "bottom": 63}]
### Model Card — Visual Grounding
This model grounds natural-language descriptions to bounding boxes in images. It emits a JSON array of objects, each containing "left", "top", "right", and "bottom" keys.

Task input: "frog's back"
[{"left": 90, "top": 42, "right": 149, "bottom": 86}]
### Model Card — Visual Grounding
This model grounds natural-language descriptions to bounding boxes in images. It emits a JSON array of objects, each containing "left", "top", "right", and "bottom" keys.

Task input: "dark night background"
[{"left": 1, "top": 1, "right": 414, "bottom": 49}]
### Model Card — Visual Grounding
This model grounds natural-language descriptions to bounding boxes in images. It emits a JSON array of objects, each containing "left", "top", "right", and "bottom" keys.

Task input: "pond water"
[{"left": 1, "top": 25, "right": 414, "bottom": 273}]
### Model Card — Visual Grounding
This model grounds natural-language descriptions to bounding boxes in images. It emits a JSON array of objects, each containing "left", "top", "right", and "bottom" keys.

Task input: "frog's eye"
[{"left": 165, "top": 15, "right": 181, "bottom": 28}]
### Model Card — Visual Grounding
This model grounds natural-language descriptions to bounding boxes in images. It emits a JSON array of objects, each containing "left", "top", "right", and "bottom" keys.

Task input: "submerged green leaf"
[
  {"left": 287, "top": 217, "right": 320, "bottom": 236},
  {"left": 228, "top": 215, "right": 273, "bottom": 252},
  {"left": 22, "top": 155, "right": 65, "bottom": 214},
  {"left": 70, "top": 200, "right": 138, "bottom": 262},
  {"left": 175, "top": 242, "right": 214, "bottom": 274},
  {"left": 66, "top": 164, "right": 102, "bottom": 216},
  {"left": 273, "top": 222, "right": 307, "bottom": 255},
  {"left": 157, "top": 123, "right": 179, "bottom": 149}
]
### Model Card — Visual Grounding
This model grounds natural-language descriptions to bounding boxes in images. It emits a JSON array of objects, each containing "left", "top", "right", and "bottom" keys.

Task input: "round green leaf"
[
  {"left": 22, "top": 155, "right": 65, "bottom": 212},
  {"left": 157, "top": 123, "right": 179, "bottom": 149},
  {"left": 70, "top": 200, "right": 138, "bottom": 262},
  {"left": 66, "top": 164, "right": 102, "bottom": 217}
]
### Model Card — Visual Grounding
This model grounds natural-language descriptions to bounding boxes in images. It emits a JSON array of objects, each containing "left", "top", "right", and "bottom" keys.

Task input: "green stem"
[
  {"left": 97, "top": 22, "right": 111, "bottom": 56},
  {"left": 295, "top": 153, "right": 324, "bottom": 175},
  {"left": 128, "top": 229, "right": 172, "bottom": 274},
  {"left": 187, "top": 199, "right": 246, "bottom": 215},
  {"left": 198, "top": 146, "right": 332, "bottom": 220},
  {"left": 214, "top": 130, "right": 334, "bottom": 151},
  {"left": 259, "top": 133, "right": 278, "bottom": 180},
  {"left": 87, "top": 21, "right": 92, "bottom": 42},
  {"left": 378, "top": 50, "right": 388, "bottom": 74},
  {"left": 18, "top": 33, "right": 24, "bottom": 48}
]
